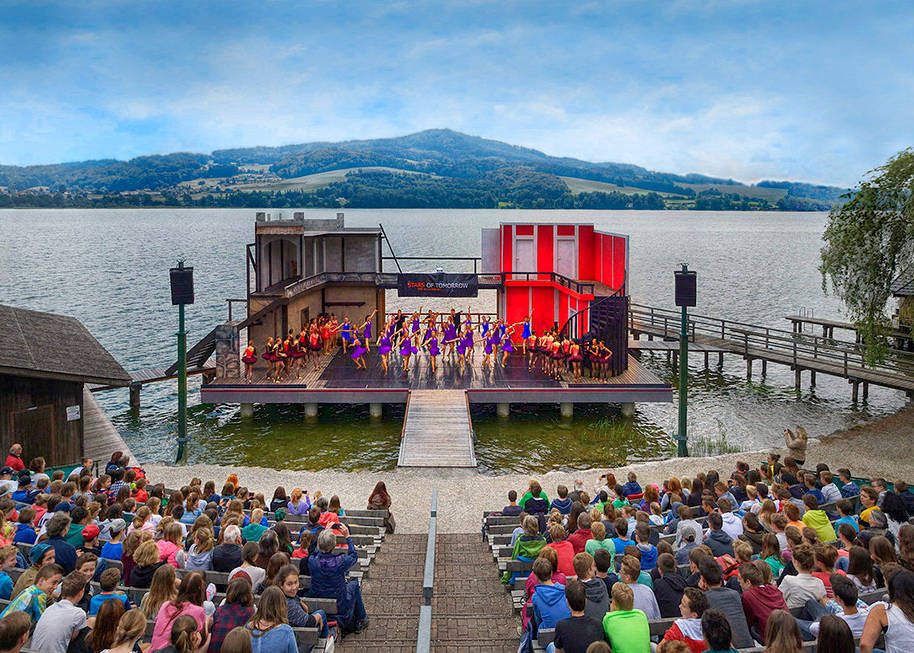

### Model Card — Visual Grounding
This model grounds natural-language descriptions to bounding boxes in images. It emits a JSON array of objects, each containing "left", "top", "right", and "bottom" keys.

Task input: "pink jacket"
[{"left": 157, "top": 540, "right": 182, "bottom": 567}]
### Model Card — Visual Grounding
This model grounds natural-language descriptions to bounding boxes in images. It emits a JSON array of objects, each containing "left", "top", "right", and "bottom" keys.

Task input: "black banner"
[{"left": 397, "top": 273, "right": 478, "bottom": 297}]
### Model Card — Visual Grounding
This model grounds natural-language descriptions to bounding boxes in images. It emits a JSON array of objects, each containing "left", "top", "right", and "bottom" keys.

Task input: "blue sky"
[{"left": 1, "top": 1, "right": 912, "bottom": 186}]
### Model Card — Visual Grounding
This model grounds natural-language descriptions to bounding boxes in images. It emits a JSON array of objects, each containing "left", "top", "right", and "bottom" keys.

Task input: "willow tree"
[{"left": 820, "top": 148, "right": 914, "bottom": 365}]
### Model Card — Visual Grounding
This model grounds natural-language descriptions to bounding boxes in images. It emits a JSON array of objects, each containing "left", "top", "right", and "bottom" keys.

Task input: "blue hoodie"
[
  {"left": 13, "top": 523, "right": 36, "bottom": 544},
  {"left": 550, "top": 497, "right": 573, "bottom": 515},
  {"left": 637, "top": 542, "right": 658, "bottom": 570},
  {"left": 531, "top": 583, "right": 572, "bottom": 635}
]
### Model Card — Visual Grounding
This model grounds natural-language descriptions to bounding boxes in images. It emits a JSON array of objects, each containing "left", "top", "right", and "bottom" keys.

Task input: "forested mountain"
[{"left": 0, "top": 129, "right": 847, "bottom": 210}]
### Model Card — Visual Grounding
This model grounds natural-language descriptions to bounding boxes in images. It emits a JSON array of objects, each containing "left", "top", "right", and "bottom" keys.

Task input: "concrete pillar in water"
[
  {"left": 795, "top": 369, "right": 802, "bottom": 389},
  {"left": 369, "top": 403, "right": 383, "bottom": 418},
  {"left": 862, "top": 382, "right": 869, "bottom": 402},
  {"left": 851, "top": 381, "right": 859, "bottom": 403},
  {"left": 671, "top": 351, "right": 678, "bottom": 373},
  {"left": 718, "top": 352, "right": 724, "bottom": 368},
  {"left": 304, "top": 403, "right": 319, "bottom": 417},
  {"left": 761, "top": 360, "right": 767, "bottom": 377},
  {"left": 746, "top": 359, "right": 752, "bottom": 379},
  {"left": 129, "top": 383, "right": 141, "bottom": 410},
  {"left": 621, "top": 402, "right": 635, "bottom": 417},
  {"left": 240, "top": 403, "right": 254, "bottom": 418},
  {"left": 704, "top": 352, "right": 709, "bottom": 369},
  {"left": 809, "top": 370, "right": 816, "bottom": 387},
  {"left": 560, "top": 403, "right": 573, "bottom": 418},
  {"left": 496, "top": 403, "right": 510, "bottom": 418}
]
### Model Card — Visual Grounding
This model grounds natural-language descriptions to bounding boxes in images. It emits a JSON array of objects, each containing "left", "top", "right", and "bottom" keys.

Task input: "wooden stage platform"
[{"left": 200, "top": 349, "right": 672, "bottom": 406}]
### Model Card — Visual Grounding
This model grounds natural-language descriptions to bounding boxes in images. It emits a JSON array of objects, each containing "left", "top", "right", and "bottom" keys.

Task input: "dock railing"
[
  {"left": 417, "top": 490, "right": 438, "bottom": 653},
  {"left": 630, "top": 303, "right": 914, "bottom": 385}
]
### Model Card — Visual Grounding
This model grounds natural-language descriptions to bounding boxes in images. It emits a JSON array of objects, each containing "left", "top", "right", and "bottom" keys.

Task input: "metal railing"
[
  {"left": 417, "top": 490, "right": 438, "bottom": 653},
  {"left": 629, "top": 303, "right": 914, "bottom": 386}
]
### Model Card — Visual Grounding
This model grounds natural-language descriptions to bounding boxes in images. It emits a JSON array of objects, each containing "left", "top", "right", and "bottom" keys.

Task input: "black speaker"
[
  {"left": 674, "top": 269, "right": 696, "bottom": 307},
  {"left": 170, "top": 266, "right": 195, "bottom": 305}
]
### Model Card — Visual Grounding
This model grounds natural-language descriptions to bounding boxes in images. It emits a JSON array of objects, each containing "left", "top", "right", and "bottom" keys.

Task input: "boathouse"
[{"left": 0, "top": 305, "right": 131, "bottom": 466}]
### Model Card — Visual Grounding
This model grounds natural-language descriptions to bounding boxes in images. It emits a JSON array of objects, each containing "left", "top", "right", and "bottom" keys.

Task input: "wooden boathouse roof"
[{"left": 0, "top": 304, "right": 130, "bottom": 386}]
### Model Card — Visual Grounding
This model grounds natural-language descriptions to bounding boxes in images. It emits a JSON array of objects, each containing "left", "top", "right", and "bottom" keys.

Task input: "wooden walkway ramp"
[
  {"left": 82, "top": 388, "right": 133, "bottom": 461},
  {"left": 398, "top": 390, "right": 477, "bottom": 468}
]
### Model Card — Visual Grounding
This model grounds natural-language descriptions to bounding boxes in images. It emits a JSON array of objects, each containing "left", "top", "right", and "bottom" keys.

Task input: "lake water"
[{"left": 0, "top": 208, "right": 904, "bottom": 472}]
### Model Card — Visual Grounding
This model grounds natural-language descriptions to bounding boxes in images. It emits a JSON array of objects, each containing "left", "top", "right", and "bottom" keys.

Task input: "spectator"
[
  {"left": 654, "top": 553, "right": 687, "bottom": 618},
  {"left": 760, "top": 533, "right": 786, "bottom": 581},
  {"left": 285, "top": 487, "right": 310, "bottom": 517},
  {"left": 819, "top": 471, "right": 842, "bottom": 505},
  {"left": 698, "top": 557, "right": 754, "bottom": 649},
  {"left": 602, "top": 582, "right": 649, "bottom": 653},
  {"left": 585, "top": 521, "right": 614, "bottom": 559},
  {"left": 230, "top": 542, "right": 266, "bottom": 592},
  {"left": 593, "top": 548, "right": 619, "bottom": 594},
  {"left": 11, "top": 542, "right": 54, "bottom": 600},
  {"left": 277, "top": 563, "right": 328, "bottom": 639},
  {"left": 31, "top": 571, "right": 88, "bottom": 653},
  {"left": 574, "top": 552, "right": 609, "bottom": 622},
  {"left": 621, "top": 473, "right": 642, "bottom": 498},
  {"left": 0, "top": 563, "right": 62, "bottom": 623},
  {"left": 502, "top": 490, "right": 522, "bottom": 516},
  {"left": 611, "top": 518, "right": 632, "bottom": 555},
  {"left": 811, "top": 544, "right": 840, "bottom": 597},
  {"left": 308, "top": 524, "right": 367, "bottom": 634},
  {"left": 548, "top": 524, "right": 576, "bottom": 577},
  {"left": 522, "top": 548, "right": 567, "bottom": 626},
  {"left": 675, "top": 530, "right": 700, "bottom": 566},
  {"left": 860, "top": 569, "right": 914, "bottom": 653},
  {"left": 619, "top": 555, "right": 660, "bottom": 619},
  {"left": 764, "top": 609, "right": 803, "bottom": 653},
  {"left": 97, "top": 607, "right": 146, "bottom": 653},
  {"left": 739, "top": 513, "right": 764, "bottom": 555},
  {"left": 89, "top": 567, "right": 130, "bottom": 615},
  {"left": 703, "top": 513, "right": 734, "bottom": 558},
  {"left": 700, "top": 609, "right": 737, "bottom": 653},
  {"left": 780, "top": 544, "right": 826, "bottom": 609},
  {"left": 45, "top": 512, "right": 77, "bottom": 573},
  {"left": 717, "top": 499, "right": 743, "bottom": 540},
  {"left": 551, "top": 485, "right": 573, "bottom": 515},
  {"left": 185, "top": 527, "right": 215, "bottom": 571},
  {"left": 213, "top": 525, "right": 244, "bottom": 573},
  {"left": 568, "top": 513, "right": 594, "bottom": 555},
  {"left": 552, "top": 578, "right": 605, "bottom": 653},
  {"left": 519, "top": 480, "right": 549, "bottom": 511},
  {"left": 130, "top": 540, "right": 165, "bottom": 588},
  {"left": 246, "top": 586, "right": 297, "bottom": 652},
  {"left": 3, "top": 446, "right": 23, "bottom": 473},
  {"left": 12, "top": 509, "right": 35, "bottom": 545},
  {"left": 859, "top": 486, "right": 883, "bottom": 527},
  {"left": 802, "top": 494, "right": 836, "bottom": 542},
  {"left": 846, "top": 545, "right": 881, "bottom": 592},
  {"left": 141, "top": 563, "right": 178, "bottom": 619},
  {"left": 803, "top": 574, "right": 869, "bottom": 639},
  {"left": 529, "top": 556, "right": 571, "bottom": 638},
  {"left": 0, "top": 547, "right": 15, "bottom": 600},
  {"left": 100, "top": 518, "right": 126, "bottom": 561},
  {"left": 221, "top": 626, "right": 252, "bottom": 653},
  {"left": 157, "top": 613, "right": 209, "bottom": 653},
  {"left": 833, "top": 499, "right": 859, "bottom": 534},
  {"left": 86, "top": 597, "right": 124, "bottom": 652},
  {"left": 739, "top": 561, "right": 788, "bottom": 643},
  {"left": 815, "top": 614, "right": 855, "bottom": 653},
  {"left": 634, "top": 524, "right": 658, "bottom": 571},
  {"left": 209, "top": 577, "right": 255, "bottom": 653},
  {"left": 662, "top": 587, "right": 708, "bottom": 653},
  {"left": 149, "top": 571, "right": 210, "bottom": 651},
  {"left": 836, "top": 469, "right": 859, "bottom": 498}
]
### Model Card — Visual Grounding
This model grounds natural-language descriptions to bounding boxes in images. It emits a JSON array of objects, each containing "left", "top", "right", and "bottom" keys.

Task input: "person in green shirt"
[
  {"left": 585, "top": 521, "right": 616, "bottom": 564},
  {"left": 64, "top": 506, "right": 88, "bottom": 548},
  {"left": 242, "top": 508, "right": 269, "bottom": 542},
  {"left": 602, "top": 581, "right": 650, "bottom": 653},
  {"left": 801, "top": 494, "right": 836, "bottom": 542},
  {"left": 518, "top": 480, "right": 548, "bottom": 511},
  {"left": 501, "top": 516, "right": 546, "bottom": 584},
  {"left": 700, "top": 608, "right": 740, "bottom": 653}
]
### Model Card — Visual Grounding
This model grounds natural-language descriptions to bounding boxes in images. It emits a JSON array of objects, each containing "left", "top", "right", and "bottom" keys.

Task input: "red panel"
[
  {"left": 516, "top": 224, "right": 534, "bottom": 236},
  {"left": 501, "top": 225, "right": 512, "bottom": 274},
  {"left": 557, "top": 291, "right": 569, "bottom": 331},
  {"left": 612, "top": 235, "right": 627, "bottom": 290},
  {"left": 537, "top": 224, "right": 553, "bottom": 279},
  {"left": 532, "top": 286, "right": 553, "bottom": 334},
  {"left": 556, "top": 225, "right": 575, "bottom": 236},
  {"left": 578, "top": 225, "right": 594, "bottom": 281},
  {"left": 505, "top": 286, "right": 529, "bottom": 331}
]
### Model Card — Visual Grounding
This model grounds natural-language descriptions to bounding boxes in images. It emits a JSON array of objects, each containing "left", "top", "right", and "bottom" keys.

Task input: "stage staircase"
[{"left": 398, "top": 389, "right": 477, "bottom": 467}]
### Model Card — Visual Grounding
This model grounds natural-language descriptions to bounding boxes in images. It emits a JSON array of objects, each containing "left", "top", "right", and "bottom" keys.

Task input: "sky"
[{"left": 1, "top": 1, "right": 912, "bottom": 187}]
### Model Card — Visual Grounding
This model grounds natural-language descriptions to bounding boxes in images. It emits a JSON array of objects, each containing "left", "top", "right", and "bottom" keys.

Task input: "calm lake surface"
[{"left": 0, "top": 208, "right": 904, "bottom": 472}]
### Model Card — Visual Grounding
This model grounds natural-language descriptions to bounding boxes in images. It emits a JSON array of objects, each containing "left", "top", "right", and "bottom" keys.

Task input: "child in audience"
[
  {"left": 834, "top": 499, "right": 859, "bottom": 533},
  {"left": 621, "top": 473, "right": 642, "bottom": 498},
  {"left": 662, "top": 587, "right": 709, "bottom": 653},
  {"left": 701, "top": 609, "right": 738, "bottom": 653},
  {"left": 89, "top": 567, "right": 131, "bottom": 615},
  {"left": 546, "top": 524, "right": 576, "bottom": 577},
  {"left": 573, "top": 552, "right": 609, "bottom": 622},
  {"left": 0, "top": 546, "right": 17, "bottom": 600},
  {"left": 618, "top": 555, "right": 660, "bottom": 619},
  {"left": 779, "top": 544, "right": 826, "bottom": 609},
  {"left": 584, "top": 521, "right": 614, "bottom": 559},
  {"left": 552, "top": 579, "right": 605, "bottom": 653},
  {"left": 0, "top": 563, "right": 63, "bottom": 623},
  {"left": 502, "top": 490, "right": 522, "bottom": 516},
  {"left": 593, "top": 548, "right": 619, "bottom": 594},
  {"left": 551, "top": 485, "right": 573, "bottom": 515},
  {"left": 634, "top": 524, "right": 658, "bottom": 571},
  {"left": 528, "top": 557, "right": 571, "bottom": 638},
  {"left": 602, "top": 582, "right": 649, "bottom": 653}
]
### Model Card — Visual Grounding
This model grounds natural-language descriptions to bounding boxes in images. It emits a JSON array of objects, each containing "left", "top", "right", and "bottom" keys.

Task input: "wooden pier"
[
  {"left": 398, "top": 389, "right": 476, "bottom": 468},
  {"left": 630, "top": 303, "right": 914, "bottom": 399}
]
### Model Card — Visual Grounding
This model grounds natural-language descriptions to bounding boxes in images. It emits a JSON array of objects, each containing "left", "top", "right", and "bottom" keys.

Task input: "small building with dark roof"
[{"left": 0, "top": 304, "right": 130, "bottom": 466}]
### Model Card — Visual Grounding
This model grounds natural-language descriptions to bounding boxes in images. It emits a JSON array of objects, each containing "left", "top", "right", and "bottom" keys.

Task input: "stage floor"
[{"left": 201, "top": 349, "right": 672, "bottom": 405}]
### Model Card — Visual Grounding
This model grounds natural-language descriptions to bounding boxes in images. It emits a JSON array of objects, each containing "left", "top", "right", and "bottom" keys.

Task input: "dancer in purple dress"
[
  {"left": 500, "top": 325, "right": 516, "bottom": 368},
  {"left": 377, "top": 320, "right": 393, "bottom": 374},
  {"left": 400, "top": 330, "right": 418, "bottom": 372},
  {"left": 350, "top": 335, "right": 367, "bottom": 369},
  {"left": 359, "top": 310, "right": 377, "bottom": 353},
  {"left": 482, "top": 331, "right": 497, "bottom": 369},
  {"left": 426, "top": 328, "right": 440, "bottom": 373}
]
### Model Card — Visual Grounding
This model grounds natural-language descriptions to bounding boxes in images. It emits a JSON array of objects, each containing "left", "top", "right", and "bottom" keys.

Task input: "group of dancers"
[{"left": 239, "top": 307, "right": 613, "bottom": 381}]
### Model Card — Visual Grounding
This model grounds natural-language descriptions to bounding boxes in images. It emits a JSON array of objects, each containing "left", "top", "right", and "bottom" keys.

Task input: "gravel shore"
[{"left": 143, "top": 402, "right": 914, "bottom": 534}]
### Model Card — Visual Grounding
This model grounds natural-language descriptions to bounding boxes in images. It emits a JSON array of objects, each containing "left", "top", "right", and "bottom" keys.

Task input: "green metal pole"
[
  {"left": 677, "top": 266, "right": 689, "bottom": 457},
  {"left": 176, "top": 273, "right": 188, "bottom": 464}
]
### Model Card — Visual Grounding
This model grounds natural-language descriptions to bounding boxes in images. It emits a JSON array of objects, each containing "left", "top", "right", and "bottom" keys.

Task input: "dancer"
[
  {"left": 241, "top": 341, "right": 257, "bottom": 382},
  {"left": 597, "top": 340, "right": 613, "bottom": 380},
  {"left": 482, "top": 328, "right": 497, "bottom": 369},
  {"left": 359, "top": 310, "right": 377, "bottom": 353},
  {"left": 290, "top": 333, "right": 306, "bottom": 380},
  {"left": 350, "top": 334, "right": 367, "bottom": 370},
  {"left": 540, "top": 330, "right": 554, "bottom": 375},
  {"left": 526, "top": 329, "right": 537, "bottom": 370},
  {"left": 455, "top": 325, "right": 469, "bottom": 372},
  {"left": 262, "top": 337, "right": 277, "bottom": 379},
  {"left": 308, "top": 323, "right": 322, "bottom": 371},
  {"left": 377, "top": 325, "right": 393, "bottom": 374},
  {"left": 399, "top": 328, "right": 418, "bottom": 373},
  {"left": 520, "top": 312, "right": 533, "bottom": 354},
  {"left": 500, "top": 324, "right": 516, "bottom": 368},
  {"left": 338, "top": 317, "right": 353, "bottom": 354},
  {"left": 272, "top": 337, "right": 287, "bottom": 381},
  {"left": 320, "top": 317, "right": 332, "bottom": 355},
  {"left": 569, "top": 339, "right": 583, "bottom": 378},
  {"left": 587, "top": 339, "right": 603, "bottom": 379},
  {"left": 550, "top": 334, "right": 563, "bottom": 379},
  {"left": 443, "top": 316, "right": 458, "bottom": 357},
  {"left": 426, "top": 326, "right": 441, "bottom": 373}
]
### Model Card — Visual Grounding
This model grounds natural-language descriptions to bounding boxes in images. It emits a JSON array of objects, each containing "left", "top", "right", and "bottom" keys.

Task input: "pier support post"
[
  {"left": 809, "top": 370, "right": 816, "bottom": 387},
  {"left": 746, "top": 359, "right": 752, "bottom": 379},
  {"left": 129, "top": 383, "right": 141, "bottom": 410},
  {"left": 704, "top": 352, "right": 709, "bottom": 370},
  {"left": 795, "top": 369, "right": 802, "bottom": 389},
  {"left": 862, "top": 382, "right": 869, "bottom": 402},
  {"left": 304, "top": 403, "right": 319, "bottom": 417},
  {"left": 369, "top": 403, "right": 383, "bottom": 419},
  {"left": 852, "top": 381, "right": 859, "bottom": 403},
  {"left": 240, "top": 403, "right": 254, "bottom": 418},
  {"left": 718, "top": 353, "right": 724, "bottom": 368},
  {"left": 672, "top": 352, "right": 678, "bottom": 373},
  {"left": 560, "top": 403, "right": 574, "bottom": 418},
  {"left": 496, "top": 403, "right": 510, "bottom": 418},
  {"left": 761, "top": 360, "right": 767, "bottom": 377},
  {"left": 620, "top": 402, "right": 635, "bottom": 417}
]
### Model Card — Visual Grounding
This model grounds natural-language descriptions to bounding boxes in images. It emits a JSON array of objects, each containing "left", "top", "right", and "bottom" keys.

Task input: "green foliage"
[{"left": 819, "top": 148, "right": 914, "bottom": 364}]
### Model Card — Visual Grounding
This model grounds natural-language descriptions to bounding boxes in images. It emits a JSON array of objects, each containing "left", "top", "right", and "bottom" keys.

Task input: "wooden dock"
[
  {"left": 82, "top": 387, "right": 133, "bottom": 461},
  {"left": 398, "top": 389, "right": 477, "bottom": 468}
]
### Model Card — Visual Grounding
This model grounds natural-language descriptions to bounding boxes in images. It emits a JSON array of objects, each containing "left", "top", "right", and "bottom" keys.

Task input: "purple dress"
[
  {"left": 350, "top": 340, "right": 367, "bottom": 359},
  {"left": 379, "top": 336, "right": 392, "bottom": 355},
  {"left": 428, "top": 337, "right": 440, "bottom": 357},
  {"left": 485, "top": 334, "right": 498, "bottom": 355},
  {"left": 502, "top": 335, "right": 514, "bottom": 353},
  {"left": 400, "top": 338, "right": 416, "bottom": 356},
  {"left": 363, "top": 320, "right": 372, "bottom": 340}
]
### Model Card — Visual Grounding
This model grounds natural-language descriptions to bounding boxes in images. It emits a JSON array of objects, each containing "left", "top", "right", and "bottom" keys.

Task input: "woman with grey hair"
[{"left": 307, "top": 522, "right": 368, "bottom": 634}]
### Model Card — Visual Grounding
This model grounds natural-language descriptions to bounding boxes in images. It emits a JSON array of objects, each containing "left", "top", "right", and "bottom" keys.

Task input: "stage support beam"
[
  {"left": 496, "top": 403, "right": 510, "bottom": 418},
  {"left": 129, "top": 383, "right": 141, "bottom": 410},
  {"left": 240, "top": 403, "right": 254, "bottom": 418},
  {"left": 369, "top": 403, "right": 383, "bottom": 418},
  {"left": 560, "top": 403, "right": 573, "bottom": 418},
  {"left": 621, "top": 402, "right": 635, "bottom": 417},
  {"left": 304, "top": 403, "right": 319, "bottom": 417}
]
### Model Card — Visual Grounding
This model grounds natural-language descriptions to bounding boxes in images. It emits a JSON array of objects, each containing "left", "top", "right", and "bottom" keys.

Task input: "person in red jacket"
[
  {"left": 739, "top": 561, "right": 788, "bottom": 643},
  {"left": 566, "top": 513, "right": 593, "bottom": 555},
  {"left": 4, "top": 445, "right": 24, "bottom": 472},
  {"left": 545, "top": 523, "right": 576, "bottom": 577},
  {"left": 663, "top": 587, "right": 710, "bottom": 653}
]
